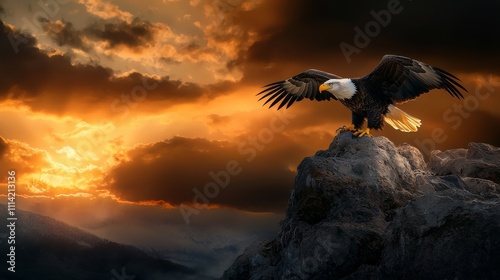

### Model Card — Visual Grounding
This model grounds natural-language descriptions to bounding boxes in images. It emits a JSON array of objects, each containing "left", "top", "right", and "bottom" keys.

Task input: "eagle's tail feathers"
[{"left": 384, "top": 105, "right": 421, "bottom": 132}]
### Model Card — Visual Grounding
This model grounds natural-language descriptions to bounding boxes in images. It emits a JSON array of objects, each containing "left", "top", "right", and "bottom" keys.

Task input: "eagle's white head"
[{"left": 319, "top": 78, "right": 357, "bottom": 100}]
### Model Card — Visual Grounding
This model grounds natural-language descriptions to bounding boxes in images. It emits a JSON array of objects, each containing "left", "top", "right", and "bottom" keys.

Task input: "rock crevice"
[{"left": 221, "top": 133, "right": 500, "bottom": 280}]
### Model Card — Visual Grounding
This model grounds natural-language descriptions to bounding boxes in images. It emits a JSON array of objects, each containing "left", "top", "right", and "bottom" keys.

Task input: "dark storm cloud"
[
  {"left": 0, "top": 137, "right": 7, "bottom": 159},
  {"left": 234, "top": 0, "right": 500, "bottom": 84},
  {"left": 38, "top": 16, "right": 158, "bottom": 52},
  {"left": 160, "top": 56, "right": 181, "bottom": 65},
  {"left": 224, "top": 0, "right": 500, "bottom": 156},
  {"left": 0, "top": 19, "right": 233, "bottom": 116},
  {"left": 39, "top": 18, "right": 89, "bottom": 51},
  {"left": 0, "top": 137, "right": 54, "bottom": 184},
  {"left": 84, "top": 18, "right": 155, "bottom": 50},
  {"left": 103, "top": 133, "right": 307, "bottom": 212}
]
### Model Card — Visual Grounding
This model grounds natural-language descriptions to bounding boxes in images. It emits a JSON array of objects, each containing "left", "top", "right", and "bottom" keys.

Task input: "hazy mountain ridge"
[
  {"left": 222, "top": 132, "right": 500, "bottom": 279},
  {"left": 0, "top": 204, "right": 214, "bottom": 280}
]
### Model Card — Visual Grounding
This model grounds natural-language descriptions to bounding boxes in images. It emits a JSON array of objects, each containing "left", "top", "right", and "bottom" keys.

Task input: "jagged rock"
[
  {"left": 428, "top": 142, "right": 500, "bottom": 184},
  {"left": 221, "top": 132, "right": 500, "bottom": 280}
]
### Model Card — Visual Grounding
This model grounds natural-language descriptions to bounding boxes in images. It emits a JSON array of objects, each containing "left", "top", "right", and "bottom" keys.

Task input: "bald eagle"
[{"left": 257, "top": 55, "right": 467, "bottom": 137}]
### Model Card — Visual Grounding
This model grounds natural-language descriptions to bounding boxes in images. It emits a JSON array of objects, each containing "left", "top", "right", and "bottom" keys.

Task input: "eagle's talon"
[
  {"left": 353, "top": 128, "right": 371, "bottom": 137},
  {"left": 336, "top": 125, "right": 356, "bottom": 134},
  {"left": 257, "top": 55, "right": 467, "bottom": 136}
]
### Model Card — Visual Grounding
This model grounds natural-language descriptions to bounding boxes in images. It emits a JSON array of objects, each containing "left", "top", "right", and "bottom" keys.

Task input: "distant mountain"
[{"left": 0, "top": 204, "right": 214, "bottom": 280}]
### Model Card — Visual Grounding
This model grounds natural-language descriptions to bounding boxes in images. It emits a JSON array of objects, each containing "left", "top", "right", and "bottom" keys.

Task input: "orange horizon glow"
[
  {"left": 1, "top": 0, "right": 499, "bottom": 218},
  {"left": 1, "top": 74, "right": 499, "bottom": 209}
]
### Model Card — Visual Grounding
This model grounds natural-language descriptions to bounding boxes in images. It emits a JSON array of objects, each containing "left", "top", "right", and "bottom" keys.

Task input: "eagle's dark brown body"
[
  {"left": 341, "top": 80, "right": 391, "bottom": 130},
  {"left": 257, "top": 55, "right": 467, "bottom": 135}
]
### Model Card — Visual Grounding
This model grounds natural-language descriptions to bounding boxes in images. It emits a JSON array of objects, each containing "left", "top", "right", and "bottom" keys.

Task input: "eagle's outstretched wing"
[
  {"left": 257, "top": 69, "right": 341, "bottom": 110},
  {"left": 360, "top": 55, "right": 467, "bottom": 103}
]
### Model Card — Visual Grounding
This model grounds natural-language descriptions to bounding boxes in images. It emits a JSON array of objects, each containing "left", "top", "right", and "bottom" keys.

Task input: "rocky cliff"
[{"left": 221, "top": 132, "right": 500, "bottom": 280}]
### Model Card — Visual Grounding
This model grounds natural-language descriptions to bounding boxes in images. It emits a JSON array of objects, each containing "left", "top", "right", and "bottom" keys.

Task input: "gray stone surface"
[{"left": 221, "top": 132, "right": 500, "bottom": 280}]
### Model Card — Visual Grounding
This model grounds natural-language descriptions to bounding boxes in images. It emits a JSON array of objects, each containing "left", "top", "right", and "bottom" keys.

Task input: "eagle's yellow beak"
[{"left": 319, "top": 83, "right": 331, "bottom": 92}]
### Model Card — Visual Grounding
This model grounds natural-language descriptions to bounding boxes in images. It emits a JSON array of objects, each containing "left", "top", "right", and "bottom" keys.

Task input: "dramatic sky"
[{"left": 1, "top": 0, "right": 500, "bottom": 277}]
